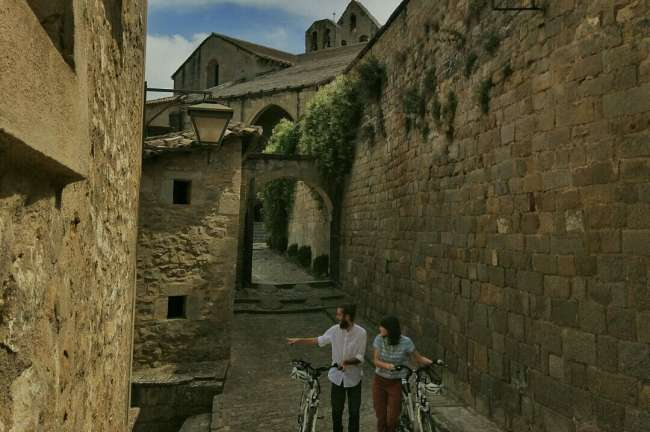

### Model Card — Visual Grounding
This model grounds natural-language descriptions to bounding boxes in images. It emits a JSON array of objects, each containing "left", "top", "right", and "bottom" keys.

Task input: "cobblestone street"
[
  {"left": 214, "top": 312, "right": 376, "bottom": 431},
  {"left": 252, "top": 247, "right": 322, "bottom": 285}
]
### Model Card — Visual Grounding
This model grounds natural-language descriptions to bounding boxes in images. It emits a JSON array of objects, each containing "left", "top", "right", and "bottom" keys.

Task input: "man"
[{"left": 288, "top": 305, "right": 367, "bottom": 432}]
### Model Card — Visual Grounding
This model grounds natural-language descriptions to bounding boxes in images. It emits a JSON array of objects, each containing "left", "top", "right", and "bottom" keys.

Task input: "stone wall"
[
  {"left": 0, "top": 1, "right": 146, "bottom": 431},
  {"left": 288, "top": 182, "right": 331, "bottom": 262},
  {"left": 341, "top": 1, "right": 650, "bottom": 431},
  {"left": 134, "top": 138, "right": 243, "bottom": 368}
]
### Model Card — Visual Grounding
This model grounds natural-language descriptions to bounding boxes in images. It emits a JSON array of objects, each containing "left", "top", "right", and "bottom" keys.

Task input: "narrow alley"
[{"left": 213, "top": 312, "right": 377, "bottom": 431}]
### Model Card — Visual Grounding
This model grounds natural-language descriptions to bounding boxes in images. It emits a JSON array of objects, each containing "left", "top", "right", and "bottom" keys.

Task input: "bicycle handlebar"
[
  {"left": 394, "top": 360, "right": 445, "bottom": 381},
  {"left": 291, "top": 359, "right": 340, "bottom": 377}
]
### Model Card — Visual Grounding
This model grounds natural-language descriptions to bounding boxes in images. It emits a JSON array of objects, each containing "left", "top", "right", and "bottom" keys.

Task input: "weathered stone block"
[
  {"left": 622, "top": 230, "right": 650, "bottom": 256},
  {"left": 607, "top": 307, "right": 637, "bottom": 341},
  {"left": 563, "top": 328, "right": 597, "bottom": 364},
  {"left": 619, "top": 340, "right": 650, "bottom": 380},
  {"left": 587, "top": 367, "right": 638, "bottom": 405},
  {"left": 603, "top": 83, "right": 650, "bottom": 117},
  {"left": 579, "top": 300, "right": 606, "bottom": 334},
  {"left": 551, "top": 299, "right": 578, "bottom": 327}
]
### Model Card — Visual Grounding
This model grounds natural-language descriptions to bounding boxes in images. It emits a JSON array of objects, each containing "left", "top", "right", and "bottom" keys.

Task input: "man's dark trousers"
[{"left": 331, "top": 382, "right": 362, "bottom": 432}]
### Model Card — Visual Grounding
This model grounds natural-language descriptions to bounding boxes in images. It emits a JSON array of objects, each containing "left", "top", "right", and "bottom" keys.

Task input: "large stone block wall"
[
  {"left": 0, "top": 1, "right": 146, "bottom": 431},
  {"left": 287, "top": 182, "right": 331, "bottom": 260},
  {"left": 134, "top": 141, "right": 242, "bottom": 368},
  {"left": 341, "top": 1, "right": 650, "bottom": 431}
]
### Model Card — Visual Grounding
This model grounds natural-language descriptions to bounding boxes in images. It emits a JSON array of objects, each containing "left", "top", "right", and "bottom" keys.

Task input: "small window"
[
  {"left": 207, "top": 61, "right": 220, "bottom": 87},
  {"left": 350, "top": 14, "right": 357, "bottom": 31},
  {"left": 103, "top": 0, "right": 123, "bottom": 48},
  {"left": 341, "top": 40, "right": 347, "bottom": 46},
  {"left": 173, "top": 180, "right": 191, "bottom": 205},
  {"left": 167, "top": 296, "right": 187, "bottom": 319},
  {"left": 26, "top": 0, "right": 75, "bottom": 66},
  {"left": 359, "top": 35, "right": 369, "bottom": 42}
]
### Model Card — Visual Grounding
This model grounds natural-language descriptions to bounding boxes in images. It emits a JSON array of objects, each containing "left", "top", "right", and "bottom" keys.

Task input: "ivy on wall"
[
  {"left": 300, "top": 76, "right": 363, "bottom": 187},
  {"left": 262, "top": 119, "right": 300, "bottom": 252}
]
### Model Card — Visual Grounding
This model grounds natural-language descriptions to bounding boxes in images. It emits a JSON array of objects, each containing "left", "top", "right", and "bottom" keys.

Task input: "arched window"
[
  {"left": 350, "top": 14, "right": 357, "bottom": 31},
  {"left": 324, "top": 29, "right": 331, "bottom": 48},
  {"left": 341, "top": 40, "right": 347, "bottom": 46},
  {"left": 311, "top": 31, "right": 318, "bottom": 51},
  {"left": 359, "top": 35, "right": 369, "bottom": 43}
]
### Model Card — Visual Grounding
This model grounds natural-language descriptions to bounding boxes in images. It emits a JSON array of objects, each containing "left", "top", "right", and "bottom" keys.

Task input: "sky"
[{"left": 145, "top": 0, "right": 402, "bottom": 96}]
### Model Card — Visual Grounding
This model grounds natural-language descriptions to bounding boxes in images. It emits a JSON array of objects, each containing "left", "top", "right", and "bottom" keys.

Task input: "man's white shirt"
[{"left": 317, "top": 323, "right": 367, "bottom": 387}]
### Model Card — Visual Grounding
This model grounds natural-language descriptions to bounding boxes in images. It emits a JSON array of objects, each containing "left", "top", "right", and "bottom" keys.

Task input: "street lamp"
[{"left": 187, "top": 103, "right": 234, "bottom": 145}]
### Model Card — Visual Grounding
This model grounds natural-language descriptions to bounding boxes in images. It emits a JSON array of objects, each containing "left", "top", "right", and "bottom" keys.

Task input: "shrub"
[
  {"left": 297, "top": 246, "right": 312, "bottom": 268},
  {"left": 442, "top": 91, "right": 458, "bottom": 125},
  {"left": 357, "top": 56, "right": 387, "bottom": 102},
  {"left": 478, "top": 78, "right": 494, "bottom": 114},
  {"left": 403, "top": 88, "right": 425, "bottom": 118},
  {"left": 264, "top": 119, "right": 300, "bottom": 155},
  {"left": 464, "top": 51, "right": 478, "bottom": 78},
  {"left": 312, "top": 255, "right": 330, "bottom": 277},
  {"left": 287, "top": 244, "right": 299, "bottom": 258},
  {"left": 483, "top": 31, "right": 501, "bottom": 56},
  {"left": 263, "top": 120, "right": 300, "bottom": 252},
  {"left": 424, "top": 67, "right": 438, "bottom": 93},
  {"left": 269, "top": 235, "right": 288, "bottom": 253},
  {"left": 300, "top": 76, "right": 362, "bottom": 186},
  {"left": 432, "top": 97, "right": 442, "bottom": 125}
]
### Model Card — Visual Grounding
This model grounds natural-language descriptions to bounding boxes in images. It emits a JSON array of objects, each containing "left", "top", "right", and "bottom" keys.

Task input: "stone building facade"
[
  {"left": 339, "top": 1, "right": 650, "bottom": 432},
  {"left": 172, "top": 33, "right": 295, "bottom": 93},
  {"left": 133, "top": 126, "right": 260, "bottom": 368},
  {"left": 305, "top": 0, "right": 380, "bottom": 53},
  {"left": 0, "top": 0, "right": 146, "bottom": 431}
]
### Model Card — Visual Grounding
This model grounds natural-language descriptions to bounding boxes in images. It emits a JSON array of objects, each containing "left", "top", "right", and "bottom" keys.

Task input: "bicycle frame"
[
  {"left": 291, "top": 360, "right": 337, "bottom": 432},
  {"left": 396, "top": 362, "right": 444, "bottom": 432},
  {"left": 297, "top": 378, "right": 320, "bottom": 432}
]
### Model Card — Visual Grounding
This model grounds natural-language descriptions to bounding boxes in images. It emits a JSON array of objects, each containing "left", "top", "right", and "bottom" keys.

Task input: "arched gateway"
[{"left": 237, "top": 153, "right": 338, "bottom": 288}]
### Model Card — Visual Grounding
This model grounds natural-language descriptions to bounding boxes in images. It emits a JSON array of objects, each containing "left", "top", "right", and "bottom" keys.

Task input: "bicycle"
[
  {"left": 395, "top": 360, "right": 445, "bottom": 432},
  {"left": 290, "top": 359, "right": 339, "bottom": 432}
]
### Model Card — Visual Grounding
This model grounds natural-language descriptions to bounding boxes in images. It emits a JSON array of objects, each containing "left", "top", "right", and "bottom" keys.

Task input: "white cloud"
[
  {"left": 145, "top": 33, "right": 208, "bottom": 98},
  {"left": 148, "top": 0, "right": 402, "bottom": 24}
]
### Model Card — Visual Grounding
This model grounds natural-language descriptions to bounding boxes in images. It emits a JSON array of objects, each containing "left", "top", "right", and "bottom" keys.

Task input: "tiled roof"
[
  {"left": 143, "top": 123, "right": 262, "bottom": 158},
  {"left": 209, "top": 44, "right": 365, "bottom": 99},
  {"left": 145, "top": 95, "right": 183, "bottom": 105},
  {"left": 172, "top": 33, "right": 297, "bottom": 78}
]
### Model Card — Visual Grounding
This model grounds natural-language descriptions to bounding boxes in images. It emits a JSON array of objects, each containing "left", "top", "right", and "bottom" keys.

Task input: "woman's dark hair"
[{"left": 380, "top": 316, "right": 401, "bottom": 346}]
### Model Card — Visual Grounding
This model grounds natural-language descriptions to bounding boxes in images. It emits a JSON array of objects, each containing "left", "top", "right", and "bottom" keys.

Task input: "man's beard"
[{"left": 339, "top": 320, "right": 350, "bottom": 330}]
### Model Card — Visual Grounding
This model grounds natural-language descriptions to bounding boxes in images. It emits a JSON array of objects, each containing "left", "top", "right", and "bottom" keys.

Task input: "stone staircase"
[{"left": 252, "top": 222, "right": 268, "bottom": 244}]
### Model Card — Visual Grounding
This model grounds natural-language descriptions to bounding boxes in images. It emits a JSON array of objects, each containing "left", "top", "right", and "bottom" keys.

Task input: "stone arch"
[
  {"left": 249, "top": 104, "right": 294, "bottom": 144},
  {"left": 238, "top": 155, "right": 338, "bottom": 287}
]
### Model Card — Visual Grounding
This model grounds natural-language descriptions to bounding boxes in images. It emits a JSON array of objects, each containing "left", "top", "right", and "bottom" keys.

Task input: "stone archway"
[
  {"left": 249, "top": 104, "right": 294, "bottom": 145},
  {"left": 237, "top": 154, "right": 339, "bottom": 288}
]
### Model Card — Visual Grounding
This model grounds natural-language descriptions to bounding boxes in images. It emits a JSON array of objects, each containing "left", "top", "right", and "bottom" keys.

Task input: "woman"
[{"left": 372, "top": 316, "right": 433, "bottom": 432}]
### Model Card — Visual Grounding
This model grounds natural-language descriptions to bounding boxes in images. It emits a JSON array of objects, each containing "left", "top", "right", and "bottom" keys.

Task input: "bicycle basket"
[
  {"left": 425, "top": 382, "right": 444, "bottom": 397},
  {"left": 291, "top": 367, "right": 311, "bottom": 382}
]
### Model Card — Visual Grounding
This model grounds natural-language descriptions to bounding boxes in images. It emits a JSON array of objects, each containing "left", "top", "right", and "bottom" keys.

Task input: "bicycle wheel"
[
  {"left": 398, "top": 411, "right": 413, "bottom": 432},
  {"left": 418, "top": 410, "right": 436, "bottom": 432},
  {"left": 303, "top": 406, "right": 318, "bottom": 432}
]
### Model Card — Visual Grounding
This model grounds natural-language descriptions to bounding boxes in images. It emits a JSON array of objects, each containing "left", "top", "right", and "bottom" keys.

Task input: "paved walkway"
[
  {"left": 252, "top": 247, "right": 321, "bottom": 285},
  {"left": 212, "top": 312, "right": 377, "bottom": 431}
]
